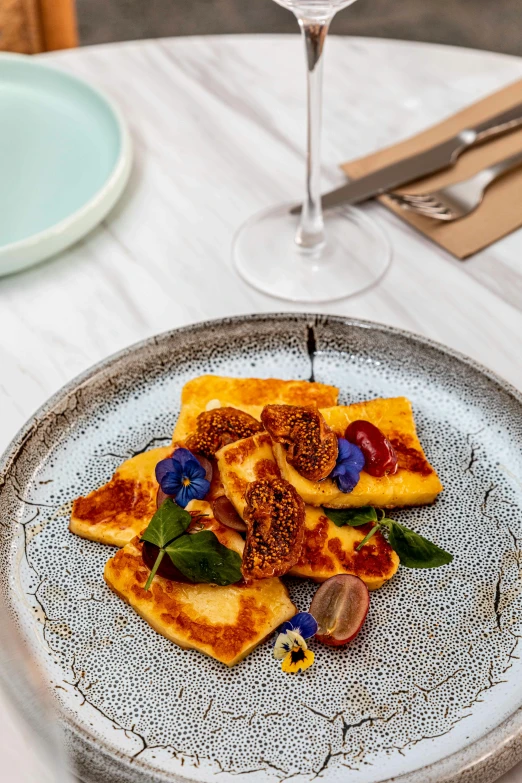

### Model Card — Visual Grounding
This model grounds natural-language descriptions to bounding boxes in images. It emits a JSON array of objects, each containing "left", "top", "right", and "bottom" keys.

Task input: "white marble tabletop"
[{"left": 1, "top": 33, "right": 522, "bottom": 782}]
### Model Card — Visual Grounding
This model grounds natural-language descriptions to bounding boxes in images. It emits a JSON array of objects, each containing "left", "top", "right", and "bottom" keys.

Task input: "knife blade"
[{"left": 290, "top": 101, "right": 522, "bottom": 215}]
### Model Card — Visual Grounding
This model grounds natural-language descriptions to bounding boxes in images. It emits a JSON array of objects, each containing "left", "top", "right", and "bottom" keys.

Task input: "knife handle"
[{"left": 471, "top": 102, "right": 522, "bottom": 143}]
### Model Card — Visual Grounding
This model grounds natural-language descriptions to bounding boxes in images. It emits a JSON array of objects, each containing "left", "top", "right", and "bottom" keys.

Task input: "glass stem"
[{"left": 295, "top": 16, "right": 332, "bottom": 251}]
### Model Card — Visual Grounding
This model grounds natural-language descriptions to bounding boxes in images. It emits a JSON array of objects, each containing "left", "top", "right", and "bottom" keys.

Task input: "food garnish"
[
  {"left": 345, "top": 420, "right": 398, "bottom": 477},
  {"left": 279, "top": 611, "right": 318, "bottom": 639},
  {"left": 155, "top": 448, "right": 210, "bottom": 507},
  {"left": 261, "top": 404, "right": 338, "bottom": 481},
  {"left": 141, "top": 498, "right": 242, "bottom": 590},
  {"left": 310, "top": 575, "right": 369, "bottom": 646},
  {"left": 242, "top": 477, "right": 305, "bottom": 579},
  {"left": 323, "top": 506, "right": 453, "bottom": 568},
  {"left": 330, "top": 437, "right": 365, "bottom": 493},
  {"left": 273, "top": 612, "right": 317, "bottom": 673},
  {"left": 186, "top": 407, "right": 263, "bottom": 458}
]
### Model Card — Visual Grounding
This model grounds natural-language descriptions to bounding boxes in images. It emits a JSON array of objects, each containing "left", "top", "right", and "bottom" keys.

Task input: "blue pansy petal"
[
  {"left": 331, "top": 438, "right": 365, "bottom": 494},
  {"left": 289, "top": 612, "right": 318, "bottom": 639},
  {"left": 336, "top": 437, "right": 352, "bottom": 461},
  {"left": 338, "top": 438, "right": 365, "bottom": 470},
  {"left": 187, "top": 475, "right": 211, "bottom": 498},
  {"left": 335, "top": 467, "right": 360, "bottom": 493},
  {"left": 156, "top": 458, "right": 184, "bottom": 495},
  {"left": 174, "top": 483, "right": 192, "bottom": 508},
  {"left": 173, "top": 448, "right": 205, "bottom": 476},
  {"left": 174, "top": 475, "right": 211, "bottom": 507}
]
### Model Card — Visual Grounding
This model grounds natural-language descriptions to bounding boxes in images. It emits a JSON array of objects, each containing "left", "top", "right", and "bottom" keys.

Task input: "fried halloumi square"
[
  {"left": 104, "top": 501, "right": 296, "bottom": 666},
  {"left": 273, "top": 398, "right": 443, "bottom": 509},
  {"left": 216, "top": 435, "right": 399, "bottom": 590},
  {"left": 70, "top": 446, "right": 171, "bottom": 547},
  {"left": 172, "top": 375, "right": 338, "bottom": 443}
]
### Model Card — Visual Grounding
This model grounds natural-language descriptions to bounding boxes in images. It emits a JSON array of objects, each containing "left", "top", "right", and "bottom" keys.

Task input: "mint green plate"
[{"left": 0, "top": 53, "right": 132, "bottom": 276}]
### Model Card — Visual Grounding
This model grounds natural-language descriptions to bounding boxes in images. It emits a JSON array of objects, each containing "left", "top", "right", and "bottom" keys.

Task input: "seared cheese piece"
[
  {"left": 173, "top": 375, "right": 338, "bottom": 443},
  {"left": 70, "top": 446, "right": 171, "bottom": 547},
  {"left": 217, "top": 432, "right": 280, "bottom": 517},
  {"left": 104, "top": 507, "right": 296, "bottom": 666},
  {"left": 217, "top": 436, "right": 399, "bottom": 590},
  {"left": 274, "top": 397, "right": 443, "bottom": 508},
  {"left": 289, "top": 507, "right": 399, "bottom": 590}
]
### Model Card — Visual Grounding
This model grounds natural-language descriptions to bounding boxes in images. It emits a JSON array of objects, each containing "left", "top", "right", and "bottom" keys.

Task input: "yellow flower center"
[{"left": 182, "top": 477, "right": 191, "bottom": 486}]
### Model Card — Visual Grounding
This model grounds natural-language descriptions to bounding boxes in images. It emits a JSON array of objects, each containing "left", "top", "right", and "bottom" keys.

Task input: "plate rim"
[
  {"left": 0, "top": 52, "right": 132, "bottom": 274},
  {"left": 1, "top": 312, "right": 522, "bottom": 783}
]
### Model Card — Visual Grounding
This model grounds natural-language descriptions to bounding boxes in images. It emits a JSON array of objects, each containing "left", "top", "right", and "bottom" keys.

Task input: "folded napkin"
[{"left": 341, "top": 80, "right": 522, "bottom": 259}]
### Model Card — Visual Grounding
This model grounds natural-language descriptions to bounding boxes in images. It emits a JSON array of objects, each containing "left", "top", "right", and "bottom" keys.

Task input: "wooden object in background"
[{"left": 0, "top": 0, "right": 77, "bottom": 53}]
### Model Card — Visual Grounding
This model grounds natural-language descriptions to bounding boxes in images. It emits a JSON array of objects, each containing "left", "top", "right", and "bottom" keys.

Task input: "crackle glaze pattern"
[{"left": 1, "top": 315, "right": 522, "bottom": 783}]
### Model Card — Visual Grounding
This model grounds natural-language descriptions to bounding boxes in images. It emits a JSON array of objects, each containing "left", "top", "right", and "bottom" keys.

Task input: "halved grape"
[
  {"left": 212, "top": 497, "right": 247, "bottom": 532},
  {"left": 310, "top": 574, "right": 369, "bottom": 646},
  {"left": 156, "top": 486, "right": 172, "bottom": 509}
]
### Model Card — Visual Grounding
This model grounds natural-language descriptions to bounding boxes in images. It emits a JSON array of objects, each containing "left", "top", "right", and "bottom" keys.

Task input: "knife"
[{"left": 290, "top": 102, "right": 522, "bottom": 215}]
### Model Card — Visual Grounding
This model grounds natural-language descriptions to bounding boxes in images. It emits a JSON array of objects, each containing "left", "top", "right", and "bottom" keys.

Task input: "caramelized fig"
[
  {"left": 186, "top": 407, "right": 263, "bottom": 458},
  {"left": 261, "top": 404, "right": 338, "bottom": 482},
  {"left": 212, "top": 496, "right": 247, "bottom": 532},
  {"left": 310, "top": 574, "right": 369, "bottom": 646},
  {"left": 242, "top": 477, "right": 305, "bottom": 580}
]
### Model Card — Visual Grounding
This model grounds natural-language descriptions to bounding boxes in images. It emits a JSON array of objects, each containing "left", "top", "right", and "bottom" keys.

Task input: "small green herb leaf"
[
  {"left": 166, "top": 530, "right": 242, "bottom": 586},
  {"left": 141, "top": 498, "right": 192, "bottom": 549},
  {"left": 323, "top": 506, "right": 378, "bottom": 527},
  {"left": 386, "top": 520, "right": 453, "bottom": 569}
]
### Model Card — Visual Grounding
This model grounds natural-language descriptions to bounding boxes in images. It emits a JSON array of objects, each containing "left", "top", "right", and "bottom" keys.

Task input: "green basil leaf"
[
  {"left": 386, "top": 520, "right": 453, "bottom": 569},
  {"left": 141, "top": 498, "right": 192, "bottom": 549},
  {"left": 166, "top": 530, "right": 242, "bottom": 586},
  {"left": 323, "top": 506, "right": 378, "bottom": 527}
]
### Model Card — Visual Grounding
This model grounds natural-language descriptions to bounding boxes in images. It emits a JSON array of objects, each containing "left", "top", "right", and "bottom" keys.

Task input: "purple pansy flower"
[
  {"left": 279, "top": 612, "right": 318, "bottom": 640},
  {"left": 331, "top": 437, "right": 365, "bottom": 493},
  {"left": 155, "top": 448, "right": 210, "bottom": 508}
]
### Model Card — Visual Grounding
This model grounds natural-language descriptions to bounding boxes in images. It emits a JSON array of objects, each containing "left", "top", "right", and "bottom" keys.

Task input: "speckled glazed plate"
[{"left": 1, "top": 314, "right": 522, "bottom": 783}]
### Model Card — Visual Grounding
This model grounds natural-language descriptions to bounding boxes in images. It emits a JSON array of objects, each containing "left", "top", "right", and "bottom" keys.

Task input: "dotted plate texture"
[{"left": 1, "top": 314, "right": 522, "bottom": 783}]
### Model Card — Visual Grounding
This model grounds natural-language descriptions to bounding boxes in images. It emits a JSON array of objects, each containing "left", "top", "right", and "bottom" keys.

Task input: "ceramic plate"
[
  {"left": 1, "top": 314, "right": 522, "bottom": 783},
  {"left": 0, "top": 53, "right": 132, "bottom": 276}
]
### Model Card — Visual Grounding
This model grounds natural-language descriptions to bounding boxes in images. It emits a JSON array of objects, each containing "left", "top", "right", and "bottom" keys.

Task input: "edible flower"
[
  {"left": 280, "top": 611, "right": 318, "bottom": 639},
  {"left": 331, "top": 437, "right": 365, "bottom": 493},
  {"left": 273, "top": 613, "right": 317, "bottom": 674},
  {"left": 274, "top": 630, "right": 315, "bottom": 674},
  {"left": 155, "top": 448, "right": 210, "bottom": 508}
]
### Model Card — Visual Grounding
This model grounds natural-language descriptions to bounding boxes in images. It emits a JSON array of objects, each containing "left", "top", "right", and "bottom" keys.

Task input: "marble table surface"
[{"left": 1, "top": 33, "right": 522, "bottom": 782}]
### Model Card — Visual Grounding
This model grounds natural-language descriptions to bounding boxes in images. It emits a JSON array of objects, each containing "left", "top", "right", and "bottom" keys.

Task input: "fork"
[{"left": 388, "top": 149, "right": 522, "bottom": 221}]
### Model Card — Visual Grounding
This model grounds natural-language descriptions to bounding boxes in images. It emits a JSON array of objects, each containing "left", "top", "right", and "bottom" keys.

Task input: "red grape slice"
[
  {"left": 212, "top": 496, "right": 247, "bottom": 532},
  {"left": 310, "top": 574, "right": 369, "bottom": 646}
]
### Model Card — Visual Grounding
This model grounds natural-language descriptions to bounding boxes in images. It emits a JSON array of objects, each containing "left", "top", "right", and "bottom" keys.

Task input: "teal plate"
[{"left": 0, "top": 53, "right": 132, "bottom": 276}]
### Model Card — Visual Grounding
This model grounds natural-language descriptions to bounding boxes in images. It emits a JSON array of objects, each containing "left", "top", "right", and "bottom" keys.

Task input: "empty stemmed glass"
[{"left": 233, "top": 0, "right": 391, "bottom": 302}]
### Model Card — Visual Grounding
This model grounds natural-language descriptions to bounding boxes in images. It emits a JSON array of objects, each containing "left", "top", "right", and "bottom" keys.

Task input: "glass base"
[{"left": 233, "top": 203, "right": 391, "bottom": 303}]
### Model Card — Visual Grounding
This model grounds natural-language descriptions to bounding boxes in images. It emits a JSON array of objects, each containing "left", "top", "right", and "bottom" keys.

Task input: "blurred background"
[{"left": 0, "top": 0, "right": 521, "bottom": 56}]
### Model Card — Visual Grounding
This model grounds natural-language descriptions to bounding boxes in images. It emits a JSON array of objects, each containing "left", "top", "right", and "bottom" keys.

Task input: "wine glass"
[{"left": 233, "top": 0, "right": 391, "bottom": 303}]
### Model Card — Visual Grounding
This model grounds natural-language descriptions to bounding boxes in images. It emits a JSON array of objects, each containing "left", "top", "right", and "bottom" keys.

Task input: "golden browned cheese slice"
[
  {"left": 70, "top": 446, "right": 172, "bottom": 547},
  {"left": 173, "top": 375, "right": 338, "bottom": 443},
  {"left": 217, "top": 432, "right": 280, "bottom": 517},
  {"left": 289, "top": 507, "right": 399, "bottom": 590},
  {"left": 104, "top": 501, "right": 296, "bottom": 666},
  {"left": 273, "top": 398, "right": 443, "bottom": 509},
  {"left": 217, "top": 435, "right": 399, "bottom": 590}
]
